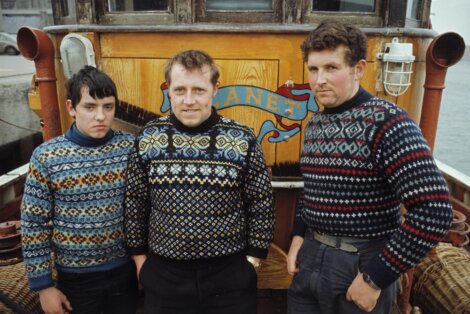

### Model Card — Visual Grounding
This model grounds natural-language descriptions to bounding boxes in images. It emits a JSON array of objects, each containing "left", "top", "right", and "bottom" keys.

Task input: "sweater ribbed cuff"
[
  {"left": 290, "top": 219, "right": 307, "bottom": 238},
  {"left": 29, "top": 274, "right": 54, "bottom": 292},
  {"left": 363, "top": 256, "right": 400, "bottom": 290},
  {"left": 127, "top": 245, "right": 148, "bottom": 257}
]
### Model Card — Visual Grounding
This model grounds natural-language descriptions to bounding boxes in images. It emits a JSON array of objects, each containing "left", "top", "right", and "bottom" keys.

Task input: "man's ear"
[
  {"left": 66, "top": 100, "right": 76, "bottom": 117},
  {"left": 213, "top": 81, "right": 220, "bottom": 97},
  {"left": 354, "top": 59, "right": 367, "bottom": 80}
]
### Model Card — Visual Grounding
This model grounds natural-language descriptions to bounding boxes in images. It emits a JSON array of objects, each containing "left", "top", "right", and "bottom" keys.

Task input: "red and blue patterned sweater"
[{"left": 292, "top": 87, "right": 453, "bottom": 289}]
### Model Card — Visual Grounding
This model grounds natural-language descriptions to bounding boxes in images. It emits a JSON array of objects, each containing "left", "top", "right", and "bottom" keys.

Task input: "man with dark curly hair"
[{"left": 287, "top": 20, "right": 453, "bottom": 314}]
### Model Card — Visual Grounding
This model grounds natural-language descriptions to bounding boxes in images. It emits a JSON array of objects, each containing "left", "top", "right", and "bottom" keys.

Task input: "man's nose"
[
  {"left": 316, "top": 70, "right": 327, "bottom": 85},
  {"left": 95, "top": 107, "right": 105, "bottom": 120},
  {"left": 183, "top": 91, "right": 196, "bottom": 104}
]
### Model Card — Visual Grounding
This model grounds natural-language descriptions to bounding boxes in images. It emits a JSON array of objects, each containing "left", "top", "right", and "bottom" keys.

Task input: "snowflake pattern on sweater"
[
  {"left": 124, "top": 111, "right": 274, "bottom": 260},
  {"left": 21, "top": 129, "right": 134, "bottom": 291},
  {"left": 292, "top": 88, "right": 453, "bottom": 289}
]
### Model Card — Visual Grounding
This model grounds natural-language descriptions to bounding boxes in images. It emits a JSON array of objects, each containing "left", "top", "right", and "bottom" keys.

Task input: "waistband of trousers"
[
  {"left": 306, "top": 229, "right": 385, "bottom": 253},
  {"left": 149, "top": 251, "right": 245, "bottom": 269}
]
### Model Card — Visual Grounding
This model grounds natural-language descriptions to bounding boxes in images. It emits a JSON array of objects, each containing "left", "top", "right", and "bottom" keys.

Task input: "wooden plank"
[
  {"left": 176, "top": 0, "right": 192, "bottom": 23},
  {"left": 101, "top": 58, "right": 286, "bottom": 165},
  {"left": 101, "top": 58, "right": 166, "bottom": 117},
  {"left": 100, "top": 33, "right": 306, "bottom": 59},
  {"left": 257, "top": 244, "right": 292, "bottom": 290},
  {"left": 275, "top": 58, "right": 306, "bottom": 164},
  {"left": 273, "top": 188, "right": 301, "bottom": 252},
  {"left": 217, "top": 59, "right": 278, "bottom": 165},
  {"left": 76, "top": 0, "right": 95, "bottom": 24},
  {"left": 284, "top": 0, "right": 302, "bottom": 23},
  {"left": 0, "top": 196, "right": 22, "bottom": 222}
]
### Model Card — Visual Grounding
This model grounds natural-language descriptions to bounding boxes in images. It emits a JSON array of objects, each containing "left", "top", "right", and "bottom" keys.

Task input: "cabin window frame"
[
  {"left": 93, "top": 0, "right": 178, "bottom": 25},
  {"left": 50, "top": 0, "right": 430, "bottom": 28},
  {"left": 195, "top": 0, "right": 283, "bottom": 23},
  {"left": 52, "top": 0, "right": 77, "bottom": 24},
  {"left": 302, "top": 0, "right": 384, "bottom": 27},
  {"left": 405, "top": 0, "right": 431, "bottom": 28}
]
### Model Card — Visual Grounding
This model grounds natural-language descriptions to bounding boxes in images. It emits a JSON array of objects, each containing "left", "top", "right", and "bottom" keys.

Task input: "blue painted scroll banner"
[{"left": 159, "top": 83, "right": 319, "bottom": 143}]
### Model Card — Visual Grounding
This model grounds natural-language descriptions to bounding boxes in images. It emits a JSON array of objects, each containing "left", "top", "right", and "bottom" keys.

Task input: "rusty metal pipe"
[
  {"left": 17, "top": 27, "right": 62, "bottom": 141},
  {"left": 419, "top": 32, "right": 465, "bottom": 151}
]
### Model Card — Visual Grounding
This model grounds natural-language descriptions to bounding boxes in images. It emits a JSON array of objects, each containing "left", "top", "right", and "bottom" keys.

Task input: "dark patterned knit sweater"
[
  {"left": 21, "top": 124, "right": 135, "bottom": 291},
  {"left": 124, "top": 109, "right": 274, "bottom": 260},
  {"left": 292, "top": 88, "right": 453, "bottom": 289}
]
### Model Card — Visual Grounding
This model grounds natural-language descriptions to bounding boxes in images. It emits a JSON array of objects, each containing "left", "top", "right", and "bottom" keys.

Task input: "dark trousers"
[
  {"left": 57, "top": 261, "right": 138, "bottom": 314},
  {"left": 139, "top": 252, "right": 257, "bottom": 314},
  {"left": 287, "top": 237, "right": 399, "bottom": 314}
]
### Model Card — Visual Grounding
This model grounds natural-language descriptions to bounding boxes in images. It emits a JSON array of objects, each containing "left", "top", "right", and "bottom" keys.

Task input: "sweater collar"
[
  {"left": 65, "top": 122, "right": 114, "bottom": 147},
  {"left": 323, "top": 87, "right": 373, "bottom": 114},
  {"left": 170, "top": 107, "right": 220, "bottom": 133}
]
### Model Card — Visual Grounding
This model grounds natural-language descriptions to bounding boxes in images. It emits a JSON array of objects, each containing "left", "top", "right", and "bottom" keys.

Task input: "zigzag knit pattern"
[
  {"left": 21, "top": 130, "right": 134, "bottom": 291},
  {"left": 125, "top": 113, "right": 274, "bottom": 260},
  {"left": 294, "top": 90, "right": 453, "bottom": 289}
]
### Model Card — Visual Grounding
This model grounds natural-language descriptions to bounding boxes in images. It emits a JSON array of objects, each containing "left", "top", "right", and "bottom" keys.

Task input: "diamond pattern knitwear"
[
  {"left": 291, "top": 88, "right": 453, "bottom": 289},
  {"left": 124, "top": 109, "right": 275, "bottom": 260}
]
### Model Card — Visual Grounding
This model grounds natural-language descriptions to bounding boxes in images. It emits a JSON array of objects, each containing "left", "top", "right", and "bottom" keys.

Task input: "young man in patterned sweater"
[
  {"left": 124, "top": 49, "right": 275, "bottom": 314},
  {"left": 286, "top": 20, "right": 453, "bottom": 314},
  {"left": 21, "top": 66, "right": 138, "bottom": 314}
]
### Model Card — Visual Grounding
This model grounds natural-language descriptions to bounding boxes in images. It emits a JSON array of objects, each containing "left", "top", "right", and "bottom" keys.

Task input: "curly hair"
[{"left": 300, "top": 19, "right": 368, "bottom": 66}]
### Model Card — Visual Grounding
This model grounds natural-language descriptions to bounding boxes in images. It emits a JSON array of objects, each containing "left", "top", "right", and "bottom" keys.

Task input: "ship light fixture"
[
  {"left": 60, "top": 33, "right": 96, "bottom": 79},
  {"left": 377, "top": 37, "right": 415, "bottom": 96}
]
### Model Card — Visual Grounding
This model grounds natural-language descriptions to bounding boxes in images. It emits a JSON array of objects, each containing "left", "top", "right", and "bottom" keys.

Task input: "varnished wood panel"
[
  {"left": 47, "top": 32, "right": 431, "bottom": 166},
  {"left": 216, "top": 60, "right": 279, "bottom": 165},
  {"left": 275, "top": 58, "right": 306, "bottom": 164},
  {"left": 100, "top": 33, "right": 306, "bottom": 60},
  {"left": 100, "top": 58, "right": 290, "bottom": 165},
  {"left": 101, "top": 58, "right": 165, "bottom": 115},
  {"left": 98, "top": 31, "right": 311, "bottom": 166},
  {"left": 257, "top": 244, "right": 293, "bottom": 289}
]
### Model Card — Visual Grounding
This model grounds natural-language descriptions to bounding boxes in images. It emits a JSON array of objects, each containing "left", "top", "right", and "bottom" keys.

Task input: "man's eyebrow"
[
  {"left": 171, "top": 84, "right": 185, "bottom": 89},
  {"left": 82, "top": 101, "right": 97, "bottom": 106}
]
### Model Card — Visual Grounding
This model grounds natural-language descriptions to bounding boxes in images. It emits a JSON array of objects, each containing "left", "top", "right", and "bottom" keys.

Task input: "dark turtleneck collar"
[
  {"left": 64, "top": 122, "right": 115, "bottom": 147},
  {"left": 323, "top": 86, "right": 373, "bottom": 114},
  {"left": 170, "top": 107, "right": 220, "bottom": 133}
]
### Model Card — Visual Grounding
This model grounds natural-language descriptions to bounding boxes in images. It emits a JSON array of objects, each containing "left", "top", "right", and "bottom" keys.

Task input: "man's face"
[
  {"left": 168, "top": 63, "right": 218, "bottom": 128},
  {"left": 307, "top": 45, "right": 364, "bottom": 108},
  {"left": 66, "top": 87, "right": 116, "bottom": 139}
]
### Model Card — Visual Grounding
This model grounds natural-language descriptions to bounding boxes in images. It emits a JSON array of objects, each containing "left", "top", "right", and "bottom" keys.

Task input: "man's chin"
[
  {"left": 316, "top": 97, "right": 340, "bottom": 108},
  {"left": 88, "top": 131, "right": 108, "bottom": 139},
  {"left": 180, "top": 118, "right": 201, "bottom": 128}
]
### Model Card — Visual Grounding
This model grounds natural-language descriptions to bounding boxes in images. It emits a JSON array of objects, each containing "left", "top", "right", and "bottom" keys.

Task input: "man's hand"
[
  {"left": 38, "top": 286, "right": 72, "bottom": 314},
  {"left": 132, "top": 254, "right": 147, "bottom": 283},
  {"left": 346, "top": 272, "right": 381, "bottom": 312},
  {"left": 246, "top": 256, "right": 262, "bottom": 271},
  {"left": 287, "top": 235, "right": 304, "bottom": 275}
]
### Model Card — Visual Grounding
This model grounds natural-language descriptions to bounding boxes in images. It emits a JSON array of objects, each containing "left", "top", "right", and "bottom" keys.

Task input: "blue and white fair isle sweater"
[
  {"left": 21, "top": 124, "right": 134, "bottom": 291},
  {"left": 125, "top": 109, "right": 275, "bottom": 260},
  {"left": 292, "top": 88, "right": 453, "bottom": 289}
]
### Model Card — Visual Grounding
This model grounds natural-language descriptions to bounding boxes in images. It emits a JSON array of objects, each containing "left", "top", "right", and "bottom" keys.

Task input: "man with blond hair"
[{"left": 125, "top": 49, "right": 275, "bottom": 314}]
